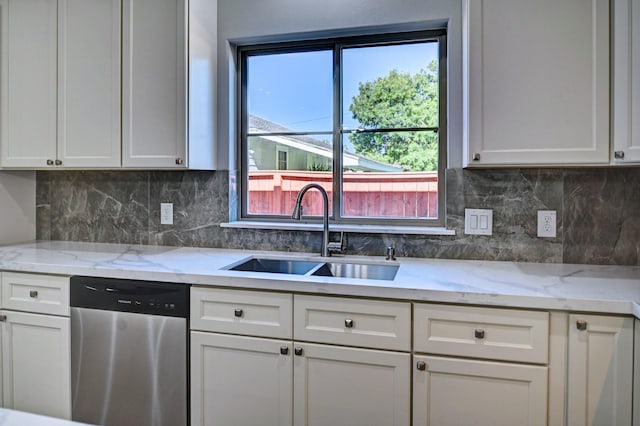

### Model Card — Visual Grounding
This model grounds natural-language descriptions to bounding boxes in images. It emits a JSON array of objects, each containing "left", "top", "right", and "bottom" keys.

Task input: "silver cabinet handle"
[
  {"left": 475, "top": 329, "right": 485, "bottom": 339},
  {"left": 576, "top": 320, "right": 588, "bottom": 331},
  {"left": 472, "top": 153, "right": 481, "bottom": 161},
  {"left": 416, "top": 361, "right": 426, "bottom": 371},
  {"left": 344, "top": 319, "right": 354, "bottom": 328},
  {"left": 46, "top": 159, "right": 54, "bottom": 166},
  {"left": 294, "top": 347, "right": 303, "bottom": 356},
  {"left": 614, "top": 151, "right": 625, "bottom": 159},
  {"left": 280, "top": 346, "right": 289, "bottom": 355},
  {"left": 175, "top": 158, "right": 184, "bottom": 165},
  {"left": 0, "top": 315, "right": 6, "bottom": 322},
  {"left": 234, "top": 308, "right": 243, "bottom": 318},
  {"left": 29, "top": 290, "right": 38, "bottom": 298},
  {"left": 55, "top": 159, "right": 62, "bottom": 166}
]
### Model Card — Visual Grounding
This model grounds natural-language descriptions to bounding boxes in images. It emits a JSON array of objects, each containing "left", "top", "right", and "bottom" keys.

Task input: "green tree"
[{"left": 348, "top": 60, "right": 439, "bottom": 171}]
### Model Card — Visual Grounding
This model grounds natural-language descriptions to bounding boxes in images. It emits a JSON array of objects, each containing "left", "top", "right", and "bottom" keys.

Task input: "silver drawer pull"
[
  {"left": 29, "top": 290, "right": 39, "bottom": 298},
  {"left": 576, "top": 320, "right": 588, "bottom": 331},
  {"left": 474, "top": 329, "right": 485, "bottom": 339},
  {"left": 280, "top": 346, "right": 289, "bottom": 355},
  {"left": 0, "top": 315, "right": 6, "bottom": 322},
  {"left": 416, "top": 361, "right": 426, "bottom": 371},
  {"left": 234, "top": 308, "right": 243, "bottom": 318},
  {"left": 294, "top": 347, "right": 303, "bottom": 356},
  {"left": 344, "top": 319, "right": 354, "bottom": 328}
]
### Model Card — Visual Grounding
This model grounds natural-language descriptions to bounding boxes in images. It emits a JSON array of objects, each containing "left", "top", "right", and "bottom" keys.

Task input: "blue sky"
[{"left": 247, "top": 41, "right": 439, "bottom": 133}]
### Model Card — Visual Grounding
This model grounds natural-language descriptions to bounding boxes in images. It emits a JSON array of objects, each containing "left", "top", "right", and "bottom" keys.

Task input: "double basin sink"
[{"left": 224, "top": 257, "right": 399, "bottom": 281}]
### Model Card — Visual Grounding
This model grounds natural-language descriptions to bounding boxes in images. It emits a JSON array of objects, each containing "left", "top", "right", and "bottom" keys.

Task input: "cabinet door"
[
  {"left": 190, "top": 332, "right": 293, "bottom": 426},
  {"left": 568, "top": 314, "right": 633, "bottom": 425},
  {"left": 413, "top": 355, "right": 548, "bottom": 426},
  {"left": 122, "top": 0, "right": 187, "bottom": 168},
  {"left": 0, "top": 0, "right": 57, "bottom": 168},
  {"left": 634, "top": 319, "right": 640, "bottom": 426},
  {"left": 57, "top": 0, "right": 121, "bottom": 167},
  {"left": 612, "top": 0, "right": 640, "bottom": 163},
  {"left": 293, "top": 343, "right": 410, "bottom": 426},
  {"left": 463, "top": 0, "right": 610, "bottom": 166},
  {"left": 1, "top": 311, "right": 70, "bottom": 419}
]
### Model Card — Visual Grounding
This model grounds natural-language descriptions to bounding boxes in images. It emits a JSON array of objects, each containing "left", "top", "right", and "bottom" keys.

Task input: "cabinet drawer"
[
  {"left": 190, "top": 287, "right": 292, "bottom": 339},
  {"left": 414, "top": 304, "right": 549, "bottom": 364},
  {"left": 1, "top": 272, "right": 70, "bottom": 316},
  {"left": 294, "top": 295, "right": 411, "bottom": 351}
]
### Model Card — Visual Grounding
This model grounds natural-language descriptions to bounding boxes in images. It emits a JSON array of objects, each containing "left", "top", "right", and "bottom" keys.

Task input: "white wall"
[
  {"left": 216, "top": 0, "right": 463, "bottom": 170},
  {"left": 0, "top": 171, "right": 35, "bottom": 244}
]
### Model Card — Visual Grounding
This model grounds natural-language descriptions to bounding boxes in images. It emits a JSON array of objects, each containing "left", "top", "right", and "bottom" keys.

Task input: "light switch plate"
[
  {"left": 160, "top": 203, "right": 173, "bottom": 225},
  {"left": 464, "top": 208, "right": 493, "bottom": 235}
]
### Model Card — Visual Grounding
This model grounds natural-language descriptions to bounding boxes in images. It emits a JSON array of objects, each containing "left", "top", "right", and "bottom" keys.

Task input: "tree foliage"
[{"left": 348, "top": 60, "right": 439, "bottom": 171}]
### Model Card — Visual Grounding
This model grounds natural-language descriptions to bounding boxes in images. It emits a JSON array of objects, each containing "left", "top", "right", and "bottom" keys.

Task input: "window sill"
[{"left": 220, "top": 221, "right": 456, "bottom": 236}]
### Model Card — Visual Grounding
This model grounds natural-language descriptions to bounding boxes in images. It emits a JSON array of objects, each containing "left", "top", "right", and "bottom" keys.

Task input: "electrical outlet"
[
  {"left": 160, "top": 203, "right": 173, "bottom": 225},
  {"left": 537, "top": 210, "right": 556, "bottom": 238}
]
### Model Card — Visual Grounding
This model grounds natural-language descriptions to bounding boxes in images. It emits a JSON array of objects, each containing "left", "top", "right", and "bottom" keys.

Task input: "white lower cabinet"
[
  {"left": 293, "top": 343, "right": 410, "bottom": 426},
  {"left": 634, "top": 319, "right": 640, "bottom": 426},
  {"left": 190, "top": 332, "right": 410, "bottom": 426},
  {"left": 190, "top": 332, "right": 293, "bottom": 426},
  {"left": 413, "top": 303, "right": 549, "bottom": 426},
  {"left": 413, "top": 355, "right": 548, "bottom": 426},
  {"left": 0, "top": 272, "right": 71, "bottom": 420},
  {"left": 190, "top": 288, "right": 411, "bottom": 426},
  {"left": 567, "top": 314, "right": 633, "bottom": 425},
  {"left": 1, "top": 311, "right": 70, "bottom": 419}
]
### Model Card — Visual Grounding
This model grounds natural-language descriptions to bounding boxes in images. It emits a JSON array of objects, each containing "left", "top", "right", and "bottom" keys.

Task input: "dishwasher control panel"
[{"left": 70, "top": 276, "right": 188, "bottom": 318}]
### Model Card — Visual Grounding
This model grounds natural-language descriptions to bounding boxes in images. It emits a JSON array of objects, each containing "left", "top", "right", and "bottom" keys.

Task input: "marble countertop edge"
[{"left": 0, "top": 241, "right": 638, "bottom": 319}]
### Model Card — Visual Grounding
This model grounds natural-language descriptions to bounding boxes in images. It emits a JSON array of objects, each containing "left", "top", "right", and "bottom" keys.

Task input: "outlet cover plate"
[
  {"left": 160, "top": 203, "right": 173, "bottom": 225},
  {"left": 537, "top": 210, "right": 556, "bottom": 238},
  {"left": 464, "top": 208, "right": 493, "bottom": 235}
]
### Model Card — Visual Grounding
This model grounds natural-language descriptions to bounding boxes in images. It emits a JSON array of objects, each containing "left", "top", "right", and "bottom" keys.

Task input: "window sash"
[{"left": 239, "top": 30, "right": 447, "bottom": 227}]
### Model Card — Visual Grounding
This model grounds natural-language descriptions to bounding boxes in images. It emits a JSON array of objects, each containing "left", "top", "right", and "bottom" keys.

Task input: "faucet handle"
[
  {"left": 385, "top": 246, "right": 396, "bottom": 261},
  {"left": 327, "top": 232, "right": 347, "bottom": 255}
]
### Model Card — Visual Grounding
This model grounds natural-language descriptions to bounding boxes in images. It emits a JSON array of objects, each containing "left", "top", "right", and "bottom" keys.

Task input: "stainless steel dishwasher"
[{"left": 70, "top": 276, "right": 189, "bottom": 426}]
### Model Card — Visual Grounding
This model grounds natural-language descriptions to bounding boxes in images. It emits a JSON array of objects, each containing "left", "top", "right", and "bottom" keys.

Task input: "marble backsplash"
[{"left": 35, "top": 167, "right": 640, "bottom": 265}]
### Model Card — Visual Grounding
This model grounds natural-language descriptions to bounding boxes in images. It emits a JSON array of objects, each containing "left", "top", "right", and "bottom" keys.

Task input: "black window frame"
[{"left": 238, "top": 29, "right": 447, "bottom": 227}]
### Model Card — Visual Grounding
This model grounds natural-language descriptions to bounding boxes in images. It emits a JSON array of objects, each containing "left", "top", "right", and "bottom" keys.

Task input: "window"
[
  {"left": 277, "top": 149, "right": 288, "bottom": 170},
  {"left": 239, "top": 30, "right": 446, "bottom": 226}
]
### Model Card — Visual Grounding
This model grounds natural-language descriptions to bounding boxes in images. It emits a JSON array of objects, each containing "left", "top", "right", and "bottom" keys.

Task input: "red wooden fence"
[{"left": 248, "top": 171, "right": 438, "bottom": 218}]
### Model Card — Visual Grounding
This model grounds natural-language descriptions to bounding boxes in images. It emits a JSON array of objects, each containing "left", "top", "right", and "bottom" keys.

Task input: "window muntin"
[{"left": 240, "top": 30, "right": 446, "bottom": 226}]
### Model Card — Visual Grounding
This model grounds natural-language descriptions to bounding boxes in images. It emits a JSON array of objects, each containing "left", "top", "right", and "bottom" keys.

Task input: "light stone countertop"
[
  {"left": 0, "top": 408, "right": 92, "bottom": 426},
  {"left": 0, "top": 241, "right": 639, "bottom": 318}
]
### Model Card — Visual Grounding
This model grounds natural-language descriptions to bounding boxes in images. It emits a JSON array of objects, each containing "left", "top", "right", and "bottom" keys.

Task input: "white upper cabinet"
[
  {"left": 122, "top": 0, "right": 186, "bottom": 168},
  {"left": 122, "top": 0, "right": 216, "bottom": 169},
  {"left": 0, "top": 0, "right": 58, "bottom": 167},
  {"left": 0, "top": 0, "right": 121, "bottom": 168},
  {"left": 1, "top": 0, "right": 215, "bottom": 170},
  {"left": 58, "top": 0, "right": 121, "bottom": 168},
  {"left": 463, "top": 0, "right": 610, "bottom": 166},
  {"left": 612, "top": 0, "right": 640, "bottom": 163}
]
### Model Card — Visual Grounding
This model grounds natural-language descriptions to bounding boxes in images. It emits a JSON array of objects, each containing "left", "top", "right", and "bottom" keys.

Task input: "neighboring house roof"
[{"left": 248, "top": 115, "right": 403, "bottom": 172}]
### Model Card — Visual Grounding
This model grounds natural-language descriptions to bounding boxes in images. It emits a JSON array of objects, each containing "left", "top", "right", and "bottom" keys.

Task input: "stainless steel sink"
[
  {"left": 227, "top": 258, "right": 320, "bottom": 275},
  {"left": 311, "top": 262, "right": 399, "bottom": 281},
  {"left": 225, "top": 257, "right": 399, "bottom": 281}
]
